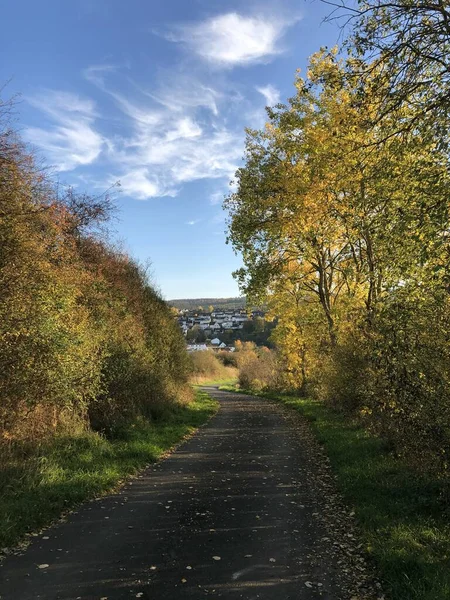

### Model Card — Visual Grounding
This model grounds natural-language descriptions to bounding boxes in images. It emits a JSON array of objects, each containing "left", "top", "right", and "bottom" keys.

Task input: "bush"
[
  {"left": 189, "top": 351, "right": 237, "bottom": 383},
  {"left": 216, "top": 351, "right": 238, "bottom": 368},
  {"left": 0, "top": 110, "right": 192, "bottom": 447},
  {"left": 326, "top": 287, "right": 450, "bottom": 479},
  {"left": 235, "top": 342, "right": 283, "bottom": 391}
]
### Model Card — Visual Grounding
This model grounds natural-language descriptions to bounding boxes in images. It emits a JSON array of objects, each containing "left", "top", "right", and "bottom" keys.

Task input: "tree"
[
  {"left": 186, "top": 326, "right": 198, "bottom": 341},
  {"left": 254, "top": 317, "right": 265, "bottom": 333},
  {"left": 325, "top": 0, "right": 450, "bottom": 143},
  {"left": 242, "top": 320, "right": 256, "bottom": 334},
  {"left": 196, "top": 328, "right": 207, "bottom": 343},
  {"left": 226, "top": 50, "right": 370, "bottom": 348},
  {"left": 186, "top": 325, "right": 206, "bottom": 343},
  {"left": 225, "top": 45, "right": 450, "bottom": 455}
]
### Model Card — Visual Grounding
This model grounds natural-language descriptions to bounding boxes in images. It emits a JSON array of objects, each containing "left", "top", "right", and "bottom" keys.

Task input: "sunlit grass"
[
  {"left": 192, "top": 376, "right": 238, "bottom": 387},
  {"left": 0, "top": 390, "right": 218, "bottom": 549}
]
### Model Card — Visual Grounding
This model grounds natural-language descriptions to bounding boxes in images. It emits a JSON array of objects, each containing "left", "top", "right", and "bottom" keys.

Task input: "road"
[{"left": 0, "top": 388, "right": 371, "bottom": 600}]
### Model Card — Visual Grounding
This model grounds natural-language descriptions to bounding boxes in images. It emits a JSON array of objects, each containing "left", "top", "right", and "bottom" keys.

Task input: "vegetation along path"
[{"left": 0, "top": 389, "right": 381, "bottom": 600}]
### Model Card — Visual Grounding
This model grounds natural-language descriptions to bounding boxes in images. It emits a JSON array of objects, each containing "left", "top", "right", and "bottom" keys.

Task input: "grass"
[
  {"left": 0, "top": 390, "right": 218, "bottom": 550},
  {"left": 192, "top": 376, "right": 238, "bottom": 387},
  {"left": 189, "top": 364, "right": 238, "bottom": 388},
  {"left": 222, "top": 386, "right": 450, "bottom": 600}
]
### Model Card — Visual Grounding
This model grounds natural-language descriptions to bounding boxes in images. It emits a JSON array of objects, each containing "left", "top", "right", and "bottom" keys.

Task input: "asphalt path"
[{"left": 0, "top": 388, "right": 349, "bottom": 600}]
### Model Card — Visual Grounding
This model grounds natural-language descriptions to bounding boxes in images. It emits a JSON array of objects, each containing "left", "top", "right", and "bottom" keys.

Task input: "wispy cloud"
[
  {"left": 26, "top": 49, "right": 278, "bottom": 198},
  {"left": 186, "top": 219, "right": 200, "bottom": 226},
  {"left": 105, "top": 113, "right": 242, "bottom": 198},
  {"left": 84, "top": 64, "right": 119, "bottom": 87},
  {"left": 257, "top": 84, "right": 281, "bottom": 106},
  {"left": 210, "top": 190, "right": 225, "bottom": 205},
  {"left": 83, "top": 66, "right": 244, "bottom": 198},
  {"left": 25, "top": 91, "right": 103, "bottom": 171},
  {"left": 167, "top": 13, "right": 292, "bottom": 67},
  {"left": 115, "top": 168, "right": 177, "bottom": 200},
  {"left": 146, "top": 75, "right": 220, "bottom": 116}
]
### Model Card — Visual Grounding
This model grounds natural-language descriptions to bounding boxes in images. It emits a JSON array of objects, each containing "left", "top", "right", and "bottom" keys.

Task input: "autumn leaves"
[{"left": 225, "top": 49, "right": 450, "bottom": 477}]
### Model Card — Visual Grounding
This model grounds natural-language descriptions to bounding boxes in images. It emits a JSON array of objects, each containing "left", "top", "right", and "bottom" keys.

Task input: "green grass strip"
[
  {"left": 223, "top": 387, "right": 450, "bottom": 600},
  {"left": 0, "top": 390, "right": 218, "bottom": 550}
]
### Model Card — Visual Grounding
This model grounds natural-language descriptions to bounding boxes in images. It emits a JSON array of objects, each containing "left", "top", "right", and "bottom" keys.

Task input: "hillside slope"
[{"left": 169, "top": 297, "right": 246, "bottom": 310}]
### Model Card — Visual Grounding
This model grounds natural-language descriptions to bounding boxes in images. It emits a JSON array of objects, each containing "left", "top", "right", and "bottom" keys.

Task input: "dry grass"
[
  {"left": 188, "top": 351, "right": 238, "bottom": 385},
  {"left": 189, "top": 368, "right": 238, "bottom": 386}
]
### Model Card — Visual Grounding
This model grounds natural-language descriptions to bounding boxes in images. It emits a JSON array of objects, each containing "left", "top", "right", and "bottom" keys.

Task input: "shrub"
[
  {"left": 325, "top": 286, "right": 450, "bottom": 479},
  {"left": 0, "top": 109, "right": 192, "bottom": 447},
  {"left": 235, "top": 342, "right": 283, "bottom": 391},
  {"left": 216, "top": 351, "right": 238, "bottom": 368},
  {"left": 189, "top": 351, "right": 237, "bottom": 383}
]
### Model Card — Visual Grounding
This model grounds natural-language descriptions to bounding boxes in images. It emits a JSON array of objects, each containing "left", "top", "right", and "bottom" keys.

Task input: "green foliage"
[
  {"left": 218, "top": 318, "right": 276, "bottom": 347},
  {"left": 186, "top": 324, "right": 207, "bottom": 343},
  {"left": 0, "top": 131, "right": 103, "bottom": 435},
  {"left": 216, "top": 350, "right": 238, "bottom": 368},
  {"left": 332, "top": 287, "right": 450, "bottom": 476}
]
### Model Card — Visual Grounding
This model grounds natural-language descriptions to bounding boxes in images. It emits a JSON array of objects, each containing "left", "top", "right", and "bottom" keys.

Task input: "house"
[
  {"left": 187, "top": 344, "right": 208, "bottom": 352},
  {"left": 213, "top": 316, "right": 226, "bottom": 324},
  {"left": 211, "top": 338, "right": 222, "bottom": 346},
  {"left": 232, "top": 315, "right": 247, "bottom": 323}
]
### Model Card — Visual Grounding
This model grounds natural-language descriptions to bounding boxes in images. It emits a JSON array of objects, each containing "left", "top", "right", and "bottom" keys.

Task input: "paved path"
[{"left": 0, "top": 389, "right": 345, "bottom": 600}]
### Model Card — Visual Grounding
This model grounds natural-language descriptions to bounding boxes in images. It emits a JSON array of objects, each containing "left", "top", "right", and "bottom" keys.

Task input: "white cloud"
[
  {"left": 257, "top": 84, "right": 280, "bottom": 106},
  {"left": 115, "top": 168, "right": 177, "bottom": 200},
  {"left": 170, "top": 129, "right": 241, "bottom": 183},
  {"left": 28, "top": 63, "right": 249, "bottom": 199},
  {"left": 186, "top": 219, "right": 200, "bottom": 226},
  {"left": 168, "top": 13, "right": 291, "bottom": 67},
  {"left": 84, "top": 65, "right": 165, "bottom": 126},
  {"left": 25, "top": 91, "right": 103, "bottom": 171},
  {"left": 82, "top": 64, "right": 245, "bottom": 198},
  {"left": 105, "top": 118, "right": 242, "bottom": 198},
  {"left": 106, "top": 112, "right": 241, "bottom": 196},
  {"left": 147, "top": 76, "right": 220, "bottom": 116},
  {"left": 165, "top": 117, "right": 202, "bottom": 142},
  {"left": 84, "top": 64, "right": 118, "bottom": 88}
]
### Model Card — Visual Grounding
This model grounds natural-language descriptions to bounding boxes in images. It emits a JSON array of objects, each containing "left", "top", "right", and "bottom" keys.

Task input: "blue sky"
[{"left": 2, "top": 0, "right": 341, "bottom": 299}]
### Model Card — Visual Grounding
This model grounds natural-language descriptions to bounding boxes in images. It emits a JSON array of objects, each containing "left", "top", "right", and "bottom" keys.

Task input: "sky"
[{"left": 1, "top": 0, "right": 342, "bottom": 299}]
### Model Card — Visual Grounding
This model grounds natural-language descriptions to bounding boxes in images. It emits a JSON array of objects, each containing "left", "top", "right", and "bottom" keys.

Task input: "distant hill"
[{"left": 169, "top": 297, "right": 246, "bottom": 311}]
